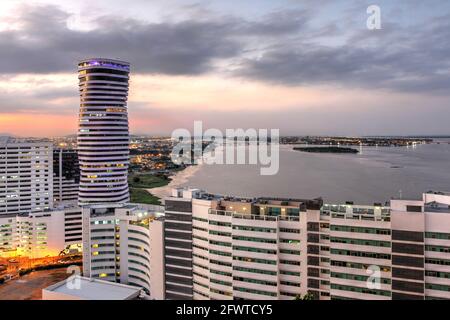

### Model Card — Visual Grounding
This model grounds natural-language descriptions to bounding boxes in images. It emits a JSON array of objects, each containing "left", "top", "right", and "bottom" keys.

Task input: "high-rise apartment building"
[
  {"left": 82, "top": 204, "right": 165, "bottom": 297},
  {"left": 163, "top": 188, "right": 203, "bottom": 300},
  {"left": 388, "top": 192, "right": 450, "bottom": 300},
  {"left": 0, "top": 137, "right": 53, "bottom": 215},
  {"left": 311, "top": 202, "right": 391, "bottom": 300},
  {"left": 162, "top": 188, "right": 450, "bottom": 300},
  {"left": 77, "top": 58, "right": 131, "bottom": 206},
  {"left": 163, "top": 188, "right": 323, "bottom": 300},
  {"left": 53, "top": 148, "right": 79, "bottom": 205},
  {"left": 192, "top": 195, "right": 323, "bottom": 300}
]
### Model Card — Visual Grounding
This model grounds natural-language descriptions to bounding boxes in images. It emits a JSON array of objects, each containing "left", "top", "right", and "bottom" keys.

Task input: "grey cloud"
[
  {"left": 237, "top": 9, "right": 310, "bottom": 37},
  {"left": 0, "top": 87, "right": 78, "bottom": 115},
  {"left": 0, "top": 4, "right": 307, "bottom": 75},
  {"left": 1, "top": 3, "right": 449, "bottom": 94},
  {"left": 0, "top": 5, "right": 242, "bottom": 75},
  {"left": 234, "top": 15, "right": 450, "bottom": 93}
]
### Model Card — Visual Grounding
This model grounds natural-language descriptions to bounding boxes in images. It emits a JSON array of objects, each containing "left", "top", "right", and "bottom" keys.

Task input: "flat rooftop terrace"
[{"left": 43, "top": 276, "right": 142, "bottom": 300}]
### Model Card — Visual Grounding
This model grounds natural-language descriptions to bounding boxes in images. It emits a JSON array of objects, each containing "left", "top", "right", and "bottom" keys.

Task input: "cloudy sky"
[{"left": 0, "top": 0, "right": 449, "bottom": 137}]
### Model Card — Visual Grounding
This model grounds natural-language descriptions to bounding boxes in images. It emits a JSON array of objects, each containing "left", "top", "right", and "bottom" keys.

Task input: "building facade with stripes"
[
  {"left": 163, "top": 188, "right": 450, "bottom": 300},
  {"left": 163, "top": 188, "right": 201, "bottom": 300},
  {"left": 77, "top": 58, "right": 131, "bottom": 205},
  {"left": 163, "top": 188, "right": 323, "bottom": 300},
  {"left": 313, "top": 192, "right": 450, "bottom": 300},
  {"left": 0, "top": 137, "right": 53, "bottom": 216}
]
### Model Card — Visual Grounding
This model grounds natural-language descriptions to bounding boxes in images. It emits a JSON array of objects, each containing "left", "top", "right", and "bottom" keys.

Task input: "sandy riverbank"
[{"left": 147, "top": 164, "right": 203, "bottom": 202}]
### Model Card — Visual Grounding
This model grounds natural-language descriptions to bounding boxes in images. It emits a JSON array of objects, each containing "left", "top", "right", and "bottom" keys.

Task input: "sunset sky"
[{"left": 0, "top": 0, "right": 449, "bottom": 137}]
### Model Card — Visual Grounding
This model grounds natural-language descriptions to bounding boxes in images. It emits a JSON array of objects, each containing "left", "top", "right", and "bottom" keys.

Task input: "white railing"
[{"left": 208, "top": 209, "right": 300, "bottom": 222}]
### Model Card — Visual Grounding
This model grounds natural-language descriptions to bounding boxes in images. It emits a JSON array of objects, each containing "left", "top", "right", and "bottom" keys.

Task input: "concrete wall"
[{"left": 149, "top": 219, "right": 165, "bottom": 299}]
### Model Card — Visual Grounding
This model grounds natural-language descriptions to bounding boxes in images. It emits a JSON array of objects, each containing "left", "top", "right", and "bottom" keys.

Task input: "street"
[{"left": 0, "top": 267, "right": 71, "bottom": 300}]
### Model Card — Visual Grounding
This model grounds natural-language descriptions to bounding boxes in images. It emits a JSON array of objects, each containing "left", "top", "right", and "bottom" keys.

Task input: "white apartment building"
[
  {"left": 0, "top": 137, "right": 53, "bottom": 215},
  {"left": 164, "top": 188, "right": 323, "bottom": 300},
  {"left": 192, "top": 197, "right": 320, "bottom": 300},
  {"left": 82, "top": 204, "right": 165, "bottom": 298},
  {"left": 307, "top": 191, "right": 450, "bottom": 300},
  {"left": 316, "top": 202, "right": 392, "bottom": 300},
  {"left": 391, "top": 192, "right": 450, "bottom": 300},
  {"left": 0, "top": 206, "right": 82, "bottom": 258},
  {"left": 163, "top": 188, "right": 450, "bottom": 301}
]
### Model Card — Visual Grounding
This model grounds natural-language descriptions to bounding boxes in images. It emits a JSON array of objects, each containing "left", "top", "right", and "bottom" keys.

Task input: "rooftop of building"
[
  {"left": 79, "top": 57, "right": 130, "bottom": 64},
  {"left": 83, "top": 203, "right": 136, "bottom": 210},
  {"left": 51, "top": 203, "right": 81, "bottom": 211},
  {"left": 255, "top": 197, "right": 323, "bottom": 210},
  {"left": 86, "top": 203, "right": 163, "bottom": 221},
  {"left": 43, "top": 276, "right": 144, "bottom": 300},
  {"left": 322, "top": 203, "right": 390, "bottom": 209},
  {"left": 0, "top": 136, "right": 52, "bottom": 146},
  {"left": 170, "top": 187, "right": 323, "bottom": 210},
  {"left": 426, "top": 190, "right": 450, "bottom": 196},
  {"left": 78, "top": 58, "right": 130, "bottom": 70}
]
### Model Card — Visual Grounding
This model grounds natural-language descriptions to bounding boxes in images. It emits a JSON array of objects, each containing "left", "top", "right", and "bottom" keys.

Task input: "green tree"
[
  {"left": 133, "top": 176, "right": 141, "bottom": 183},
  {"left": 294, "top": 292, "right": 315, "bottom": 300}
]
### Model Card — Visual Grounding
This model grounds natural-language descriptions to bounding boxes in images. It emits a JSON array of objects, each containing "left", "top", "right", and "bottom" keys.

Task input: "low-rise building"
[
  {"left": 42, "top": 275, "right": 145, "bottom": 300},
  {"left": 0, "top": 206, "right": 82, "bottom": 258}
]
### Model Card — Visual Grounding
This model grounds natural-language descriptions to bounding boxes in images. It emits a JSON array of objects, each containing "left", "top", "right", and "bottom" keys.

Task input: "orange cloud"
[{"left": 0, "top": 113, "right": 77, "bottom": 137}]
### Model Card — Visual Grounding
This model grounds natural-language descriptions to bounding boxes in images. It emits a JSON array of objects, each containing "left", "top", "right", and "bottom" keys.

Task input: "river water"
[{"left": 151, "top": 138, "right": 450, "bottom": 205}]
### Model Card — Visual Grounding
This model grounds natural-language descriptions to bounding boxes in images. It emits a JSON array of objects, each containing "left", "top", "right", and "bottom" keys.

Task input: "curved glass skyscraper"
[{"left": 77, "top": 58, "right": 130, "bottom": 205}]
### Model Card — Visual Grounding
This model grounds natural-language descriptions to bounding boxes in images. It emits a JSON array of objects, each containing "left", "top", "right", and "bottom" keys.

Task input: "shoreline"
[
  {"left": 143, "top": 140, "right": 449, "bottom": 205},
  {"left": 147, "top": 164, "right": 203, "bottom": 202}
]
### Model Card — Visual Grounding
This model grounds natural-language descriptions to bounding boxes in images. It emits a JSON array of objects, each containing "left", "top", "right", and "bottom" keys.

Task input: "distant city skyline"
[{"left": 0, "top": 0, "right": 450, "bottom": 137}]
